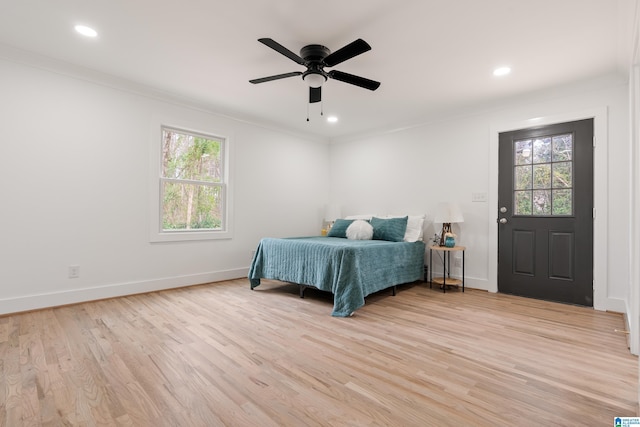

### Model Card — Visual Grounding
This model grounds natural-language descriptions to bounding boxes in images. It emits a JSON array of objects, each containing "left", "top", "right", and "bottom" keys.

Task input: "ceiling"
[{"left": 0, "top": 0, "right": 634, "bottom": 140}]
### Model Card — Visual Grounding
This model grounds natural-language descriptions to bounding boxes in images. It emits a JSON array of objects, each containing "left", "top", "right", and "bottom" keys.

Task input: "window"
[
  {"left": 513, "top": 133, "right": 573, "bottom": 216},
  {"left": 152, "top": 126, "right": 231, "bottom": 241}
]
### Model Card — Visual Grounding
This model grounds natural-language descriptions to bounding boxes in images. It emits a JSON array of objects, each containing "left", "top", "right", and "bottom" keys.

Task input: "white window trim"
[{"left": 149, "top": 121, "right": 233, "bottom": 243}]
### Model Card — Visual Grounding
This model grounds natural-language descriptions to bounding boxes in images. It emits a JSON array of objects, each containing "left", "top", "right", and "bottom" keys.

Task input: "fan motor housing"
[{"left": 300, "top": 44, "right": 331, "bottom": 62}]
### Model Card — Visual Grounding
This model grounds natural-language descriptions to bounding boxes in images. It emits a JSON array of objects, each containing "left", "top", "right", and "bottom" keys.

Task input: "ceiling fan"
[{"left": 249, "top": 38, "right": 381, "bottom": 105}]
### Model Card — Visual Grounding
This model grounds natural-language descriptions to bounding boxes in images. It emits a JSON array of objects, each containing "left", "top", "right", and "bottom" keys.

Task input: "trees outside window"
[
  {"left": 513, "top": 134, "right": 573, "bottom": 216},
  {"left": 160, "top": 127, "right": 226, "bottom": 232}
]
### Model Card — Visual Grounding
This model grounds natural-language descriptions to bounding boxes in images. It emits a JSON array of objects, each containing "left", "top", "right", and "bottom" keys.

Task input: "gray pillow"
[
  {"left": 327, "top": 219, "right": 354, "bottom": 238},
  {"left": 370, "top": 216, "right": 408, "bottom": 242}
]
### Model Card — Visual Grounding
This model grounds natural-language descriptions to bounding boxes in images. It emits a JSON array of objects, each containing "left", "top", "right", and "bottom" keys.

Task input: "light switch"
[{"left": 472, "top": 192, "right": 487, "bottom": 202}]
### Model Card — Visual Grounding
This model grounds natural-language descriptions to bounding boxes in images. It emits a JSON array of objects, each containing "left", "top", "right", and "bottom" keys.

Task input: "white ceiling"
[{"left": 0, "top": 0, "right": 633, "bottom": 140}]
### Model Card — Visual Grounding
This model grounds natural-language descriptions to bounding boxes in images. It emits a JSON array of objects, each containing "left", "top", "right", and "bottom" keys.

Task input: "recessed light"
[
  {"left": 75, "top": 25, "right": 98, "bottom": 38},
  {"left": 327, "top": 116, "right": 338, "bottom": 123},
  {"left": 493, "top": 66, "right": 511, "bottom": 77}
]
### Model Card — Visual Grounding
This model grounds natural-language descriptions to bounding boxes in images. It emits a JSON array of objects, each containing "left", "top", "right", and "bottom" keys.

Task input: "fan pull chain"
[{"left": 306, "top": 100, "right": 324, "bottom": 122}]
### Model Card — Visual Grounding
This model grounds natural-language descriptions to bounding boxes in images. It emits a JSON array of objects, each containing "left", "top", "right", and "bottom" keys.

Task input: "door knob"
[
  {"left": 500, "top": 207, "right": 507, "bottom": 213},
  {"left": 499, "top": 218, "right": 507, "bottom": 224}
]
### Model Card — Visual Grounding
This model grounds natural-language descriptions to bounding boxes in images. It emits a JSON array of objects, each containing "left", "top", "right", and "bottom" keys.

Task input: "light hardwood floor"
[{"left": 1, "top": 279, "right": 636, "bottom": 426}]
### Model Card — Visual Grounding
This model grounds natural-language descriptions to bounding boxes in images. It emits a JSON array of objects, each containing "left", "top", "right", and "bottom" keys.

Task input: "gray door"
[{"left": 498, "top": 119, "right": 594, "bottom": 306}]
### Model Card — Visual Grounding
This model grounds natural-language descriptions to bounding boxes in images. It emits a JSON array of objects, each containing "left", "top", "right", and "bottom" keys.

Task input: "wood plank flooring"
[{"left": 0, "top": 279, "right": 636, "bottom": 426}]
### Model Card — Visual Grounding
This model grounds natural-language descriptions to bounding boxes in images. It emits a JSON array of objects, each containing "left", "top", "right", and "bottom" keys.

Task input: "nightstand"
[{"left": 429, "top": 245, "right": 465, "bottom": 293}]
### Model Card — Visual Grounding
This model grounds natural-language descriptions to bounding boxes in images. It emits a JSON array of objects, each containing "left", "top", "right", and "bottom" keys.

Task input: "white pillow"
[
  {"left": 385, "top": 214, "right": 425, "bottom": 242},
  {"left": 346, "top": 220, "right": 374, "bottom": 240},
  {"left": 345, "top": 214, "right": 376, "bottom": 221}
]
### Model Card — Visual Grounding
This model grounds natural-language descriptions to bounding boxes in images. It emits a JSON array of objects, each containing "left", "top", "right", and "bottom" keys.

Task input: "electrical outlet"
[{"left": 68, "top": 265, "right": 80, "bottom": 278}]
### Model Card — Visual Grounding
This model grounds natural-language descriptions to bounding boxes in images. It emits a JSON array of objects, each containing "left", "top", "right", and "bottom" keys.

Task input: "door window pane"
[
  {"left": 532, "top": 138, "right": 552, "bottom": 163},
  {"left": 532, "top": 164, "right": 551, "bottom": 189},
  {"left": 533, "top": 190, "right": 551, "bottom": 215},
  {"left": 552, "top": 189, "right": 572, "bottom": 215},
  {"left": 515, "top": 165, "right": 532, "bottom": 190},
  {"left": 515, "top": 191, "right": 532, "bottom": 215},
  {"left": 515, "top": 139, "right": 533, "bottom": 165},
  {"left": 552, "top": 134, "right": 572, "bottom": 161},
  {"left": 552, "top": 162, "right": 572, "bottom": 188}
]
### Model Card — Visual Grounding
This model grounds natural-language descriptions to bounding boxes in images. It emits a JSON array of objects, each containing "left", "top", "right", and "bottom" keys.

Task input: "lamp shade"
[{"left": 433, "top": 202, "right": 464, "bottom": 224}]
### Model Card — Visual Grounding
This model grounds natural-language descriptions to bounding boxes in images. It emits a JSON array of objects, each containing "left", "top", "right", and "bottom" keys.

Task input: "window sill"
[{"left": 150, "top": 229, "right": 232, "bottom": 243}]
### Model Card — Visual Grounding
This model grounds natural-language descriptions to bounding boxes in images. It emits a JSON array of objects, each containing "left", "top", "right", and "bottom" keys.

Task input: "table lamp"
[{"left": 433, "top": 202, "right": 464, "bottom": 246}]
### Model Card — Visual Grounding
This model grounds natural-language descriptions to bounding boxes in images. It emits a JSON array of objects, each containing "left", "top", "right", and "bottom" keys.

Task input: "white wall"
[
  {"left": 0, "top": 49, "right": 631, "bottom": 318},
  {"left": 330, "top": 74, "right": 630, "bottom": 312},
  {"left": 0, "top": 56, "right": 330, "bottom": 314}
]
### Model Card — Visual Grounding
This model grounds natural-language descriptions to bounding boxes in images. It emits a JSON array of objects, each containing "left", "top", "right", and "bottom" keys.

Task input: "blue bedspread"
[{"left": 248, "top": 237, "right": 425, "bottom": 317}]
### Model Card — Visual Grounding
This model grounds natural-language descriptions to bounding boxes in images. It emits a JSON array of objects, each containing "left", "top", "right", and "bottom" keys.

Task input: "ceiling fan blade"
[
  {"left": 309, "top": 87, "right": 321, "bottom": 103},
  {"left": 258, "top": 38, "right": 305, "bottom": 65},
  {"left": 323, "top": 39, "right": 371, "bottom": 67},
  {"left": 249, "top": 71, "right": 302, "bottom": 84},
  {"left": 328, "top": 70, "right": 381, "bottom": 91}
]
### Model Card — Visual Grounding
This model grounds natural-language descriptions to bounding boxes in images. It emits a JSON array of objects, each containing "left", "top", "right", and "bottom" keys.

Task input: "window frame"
[{"left": 150, "top": 122, "right": 233, "bottom": 243}]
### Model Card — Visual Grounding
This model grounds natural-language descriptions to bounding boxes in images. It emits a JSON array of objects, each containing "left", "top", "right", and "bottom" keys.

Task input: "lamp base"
[{"left": 439, "top": 223, "right": 452, "bottom": 246}]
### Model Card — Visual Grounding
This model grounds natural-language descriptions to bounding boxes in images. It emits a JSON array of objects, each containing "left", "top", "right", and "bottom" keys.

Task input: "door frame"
[{"left": 488, "top": 107, "right": 612, "bottom": 311}]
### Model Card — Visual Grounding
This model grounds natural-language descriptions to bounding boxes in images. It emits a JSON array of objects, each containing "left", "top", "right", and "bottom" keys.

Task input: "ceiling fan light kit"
[
  {"left": 250, "top": 37, "right": 380, "bottom": 117},
  {"left": 303, "top": 72, "right": 326, "bottom": 88}
]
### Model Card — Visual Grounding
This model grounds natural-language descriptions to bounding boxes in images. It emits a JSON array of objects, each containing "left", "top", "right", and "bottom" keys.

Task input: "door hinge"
[
  {"left": 593, "top": 136, "right": 596, "bottom": 148},
  {"left": 593, "top": 208, "right": 596, "bottom": 219}
]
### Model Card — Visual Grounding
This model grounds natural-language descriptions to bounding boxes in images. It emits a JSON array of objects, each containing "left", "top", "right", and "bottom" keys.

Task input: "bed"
[{"left": 248, "top": 215, "right": 426, "bottom": 317}]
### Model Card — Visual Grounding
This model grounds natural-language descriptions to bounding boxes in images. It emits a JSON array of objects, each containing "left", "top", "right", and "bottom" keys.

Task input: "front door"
[{"left": 498, "top": 119, "right": 594, "bottom": 306}]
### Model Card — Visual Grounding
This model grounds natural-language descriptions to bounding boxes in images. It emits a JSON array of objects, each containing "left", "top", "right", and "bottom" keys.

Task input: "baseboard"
[
  {"left": 621, "top": 311, "right": 631, "bottom": 350},
  {"left": 462, "top": 277, "right": 491, "bottom": 292},
  {"left": 0, "top": 268, "right": 249, "bottom": 316},
  {"left": 605, "top": 296, "right": 627, "bottom": 314}
]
